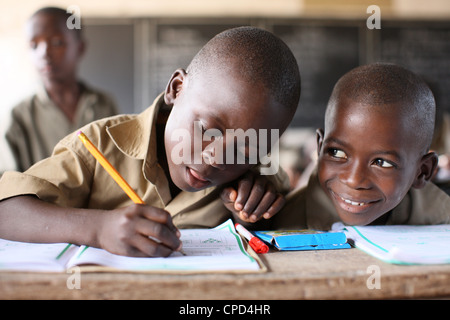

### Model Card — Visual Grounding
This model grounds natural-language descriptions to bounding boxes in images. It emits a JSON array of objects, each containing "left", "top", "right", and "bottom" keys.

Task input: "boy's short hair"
[
  {"left": 31, "top": 6, "right": 83, "bottom": 40},
  {"left": 327, "top": 63, "right": 436, "bottom": 152},
  {"left": 186, "top": 26, "right": 301, "bottom": 113}
]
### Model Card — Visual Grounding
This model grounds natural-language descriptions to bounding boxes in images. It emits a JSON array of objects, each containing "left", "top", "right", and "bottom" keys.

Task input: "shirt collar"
[
  {"left": 105, "top": 93, "right": 165, "bottom": 162},
  {"left": 105, "top": 93, "right": 171, "bottom": 201}
]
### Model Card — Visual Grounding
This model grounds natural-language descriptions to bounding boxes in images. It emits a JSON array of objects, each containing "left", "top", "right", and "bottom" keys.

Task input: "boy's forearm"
[
  {"left": 0, "top": 195, "right": 103, "bottom": 247},
  {"left": 0, "top": 196, "right": 182, "bottom": 257}
]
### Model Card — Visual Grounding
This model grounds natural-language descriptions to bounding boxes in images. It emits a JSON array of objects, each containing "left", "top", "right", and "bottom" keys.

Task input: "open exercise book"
[
  {"left": 0, "top": 219, "right": 264, "bottom": 273},
  {"left": 332, "top": 223, "right": 450, "bottom": 265}
]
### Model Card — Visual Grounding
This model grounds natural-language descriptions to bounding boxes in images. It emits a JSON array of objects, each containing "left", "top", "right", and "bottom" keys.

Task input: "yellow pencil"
[
  {"left": 77, "top": 130, "right": 186, "bottom": 255},
  {"left": 77, "top": 131, "right": 145, "bottom": 204}
]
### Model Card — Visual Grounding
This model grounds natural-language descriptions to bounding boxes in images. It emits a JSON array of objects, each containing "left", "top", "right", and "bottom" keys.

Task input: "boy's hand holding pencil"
[
  {"left": 97, "top": 204, "right": 182, "bottom": 257},
  {"left": 78, "top": 131, "right": 182, "bottom": 257}
]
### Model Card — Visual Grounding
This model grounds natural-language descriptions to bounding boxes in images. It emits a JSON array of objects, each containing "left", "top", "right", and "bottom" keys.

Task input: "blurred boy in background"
[{"left": 0, "top": 7, "right": 118, "bottom": 174}]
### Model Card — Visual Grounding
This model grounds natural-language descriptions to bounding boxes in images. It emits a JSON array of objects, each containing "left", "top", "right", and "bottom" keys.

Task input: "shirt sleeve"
[
  {"left": 408, "top": 182, "right": 450, "bottom": 224},
  {"left": 0, "top": 132, "right": 94, "bottom": 208},
  {"left": 389, "top": 182, "right": 450, "bottom": 225}
]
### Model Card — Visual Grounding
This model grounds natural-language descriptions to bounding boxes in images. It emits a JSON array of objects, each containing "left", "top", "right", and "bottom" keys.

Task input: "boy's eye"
[
  {"left": 328, "top": 148, "right": 347, "bottom": 159},
  {"left": 373, "top": 158, "right": 394, "bottom": 168}
]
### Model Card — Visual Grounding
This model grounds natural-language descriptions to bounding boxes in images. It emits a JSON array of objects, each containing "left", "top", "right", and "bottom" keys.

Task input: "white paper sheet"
[{"left": 333, "top": 223, "right": 450, "bottom": 265}]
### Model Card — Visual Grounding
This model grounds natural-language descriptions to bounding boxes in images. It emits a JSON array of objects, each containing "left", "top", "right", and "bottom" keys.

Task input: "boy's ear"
[
  {"left": 164, "top": 69, "right": 187, "bottom": 106},
  {"left": 316, "top": 128, "right": 324, "bottom": 157},
  {"left": 412, "top": 151, "right": 439, "bottom": 189}
]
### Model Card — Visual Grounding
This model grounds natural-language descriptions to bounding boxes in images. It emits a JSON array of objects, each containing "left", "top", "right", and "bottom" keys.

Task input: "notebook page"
[
  {"left": 66, "top": 219, "right": 261, "bottom": 272},
  {"left": 0, "top": 239, "right": 78, "bottom": 272},
  {"left": 334, "top": 223, "right": 450, "bottom": 265}
]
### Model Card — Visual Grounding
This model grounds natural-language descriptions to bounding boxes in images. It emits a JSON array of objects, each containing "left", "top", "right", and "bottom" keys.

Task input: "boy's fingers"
[
  {"left": 220, "top": 188, "right": 240, "bottom": 215},
  {"left": 247, "top": 191, "right": 277, "bottom": 222},
  {"left": 140, "top": 205, "right": 180, "bottom": 238},
  {"left": 234, "top": 173, "right": 254, "bottom": 211},
  {"left": 130, "top": 234, "right": 174, "bottom": 257},
  {"left": 262, "top": 194, "right": 286, "bottom": 219},
  {"left": 220, "top": 187, "right": 237, "bottom": 204},
  {"left": 241, "top": 177, "right": 266, "bottom": 217},
  {"left": 135, "top": 215, "right": 181, "bottom": 252}
]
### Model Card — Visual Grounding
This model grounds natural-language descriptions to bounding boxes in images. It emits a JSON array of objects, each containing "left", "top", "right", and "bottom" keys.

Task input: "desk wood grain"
[{"left": 1, "top": 248, "right": 449, "bottom": 299}]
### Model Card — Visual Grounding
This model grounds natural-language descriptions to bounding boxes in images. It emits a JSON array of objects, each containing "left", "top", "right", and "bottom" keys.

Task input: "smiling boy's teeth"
[{"left": 341, "top": 197, "right": 365, "bottom": 206}]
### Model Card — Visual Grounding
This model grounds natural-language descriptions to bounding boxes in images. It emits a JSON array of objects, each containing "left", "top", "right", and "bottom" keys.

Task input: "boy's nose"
[{"left": 339, "top": 161, "right": 372, "bottom": 190}]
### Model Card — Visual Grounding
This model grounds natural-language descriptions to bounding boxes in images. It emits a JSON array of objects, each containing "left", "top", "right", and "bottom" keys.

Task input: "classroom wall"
[
  {"left": 1, "top": 0, "right": 450, "bottom": 129},
  {"left": 126, "top": 18, "right": 450, "bottom": 129}
]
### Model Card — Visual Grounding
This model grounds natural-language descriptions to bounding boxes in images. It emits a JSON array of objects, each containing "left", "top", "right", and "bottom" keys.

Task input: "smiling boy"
[
  {"left": 275, "top": 63, "right": 450, "bottom": 230},
  {"left": 0, "top": 27, "right": 300, "bottom": 257}
]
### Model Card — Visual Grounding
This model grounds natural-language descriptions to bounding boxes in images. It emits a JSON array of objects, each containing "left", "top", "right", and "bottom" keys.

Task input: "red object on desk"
[{"left": 235, "top": 223, "right": 269, "bottom": 254}]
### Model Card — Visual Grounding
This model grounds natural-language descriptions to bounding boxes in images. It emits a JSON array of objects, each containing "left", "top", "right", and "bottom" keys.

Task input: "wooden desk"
[{"left": 1, "top": 248, "right": 449, "bottom": 299}]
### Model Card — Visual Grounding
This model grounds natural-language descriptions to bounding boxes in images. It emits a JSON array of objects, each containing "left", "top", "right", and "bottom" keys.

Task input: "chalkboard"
[
  {"left": 376, "top": 24, "right": 450, "bottom": 115},
  {"left": 151, "top": 23, "right": 248, "bottom": 98},
  {"left": 273, "top": 24, "right": 360, "bottom": 128},
  {"left": 81, "top": 19, "right": 449, "bottom": 127},
  {"left": 149, "top": 22, "right": 360, "bottom": 129}
]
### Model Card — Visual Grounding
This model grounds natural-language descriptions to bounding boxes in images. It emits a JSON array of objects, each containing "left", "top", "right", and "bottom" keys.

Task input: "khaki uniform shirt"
[
  {"left": 0, "top": 94, "right": 289, "bottom": 229},
  {"left": 273, "top": 169, "right": 450, "bottom": 231},
  {"left": 431, "top": 112, "right": 450, "bottom": 155},
  {"left": 1, "top": 82, "right": 118, "bottom": 173}
]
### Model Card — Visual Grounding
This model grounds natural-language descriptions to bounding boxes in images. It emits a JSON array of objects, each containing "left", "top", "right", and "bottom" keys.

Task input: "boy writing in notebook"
[
  {"left": 0, "top": 27, "right": 300, "bottom": 257},
  {"left": 275, "top": 63, "right": 450, "bottom": 230}
]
